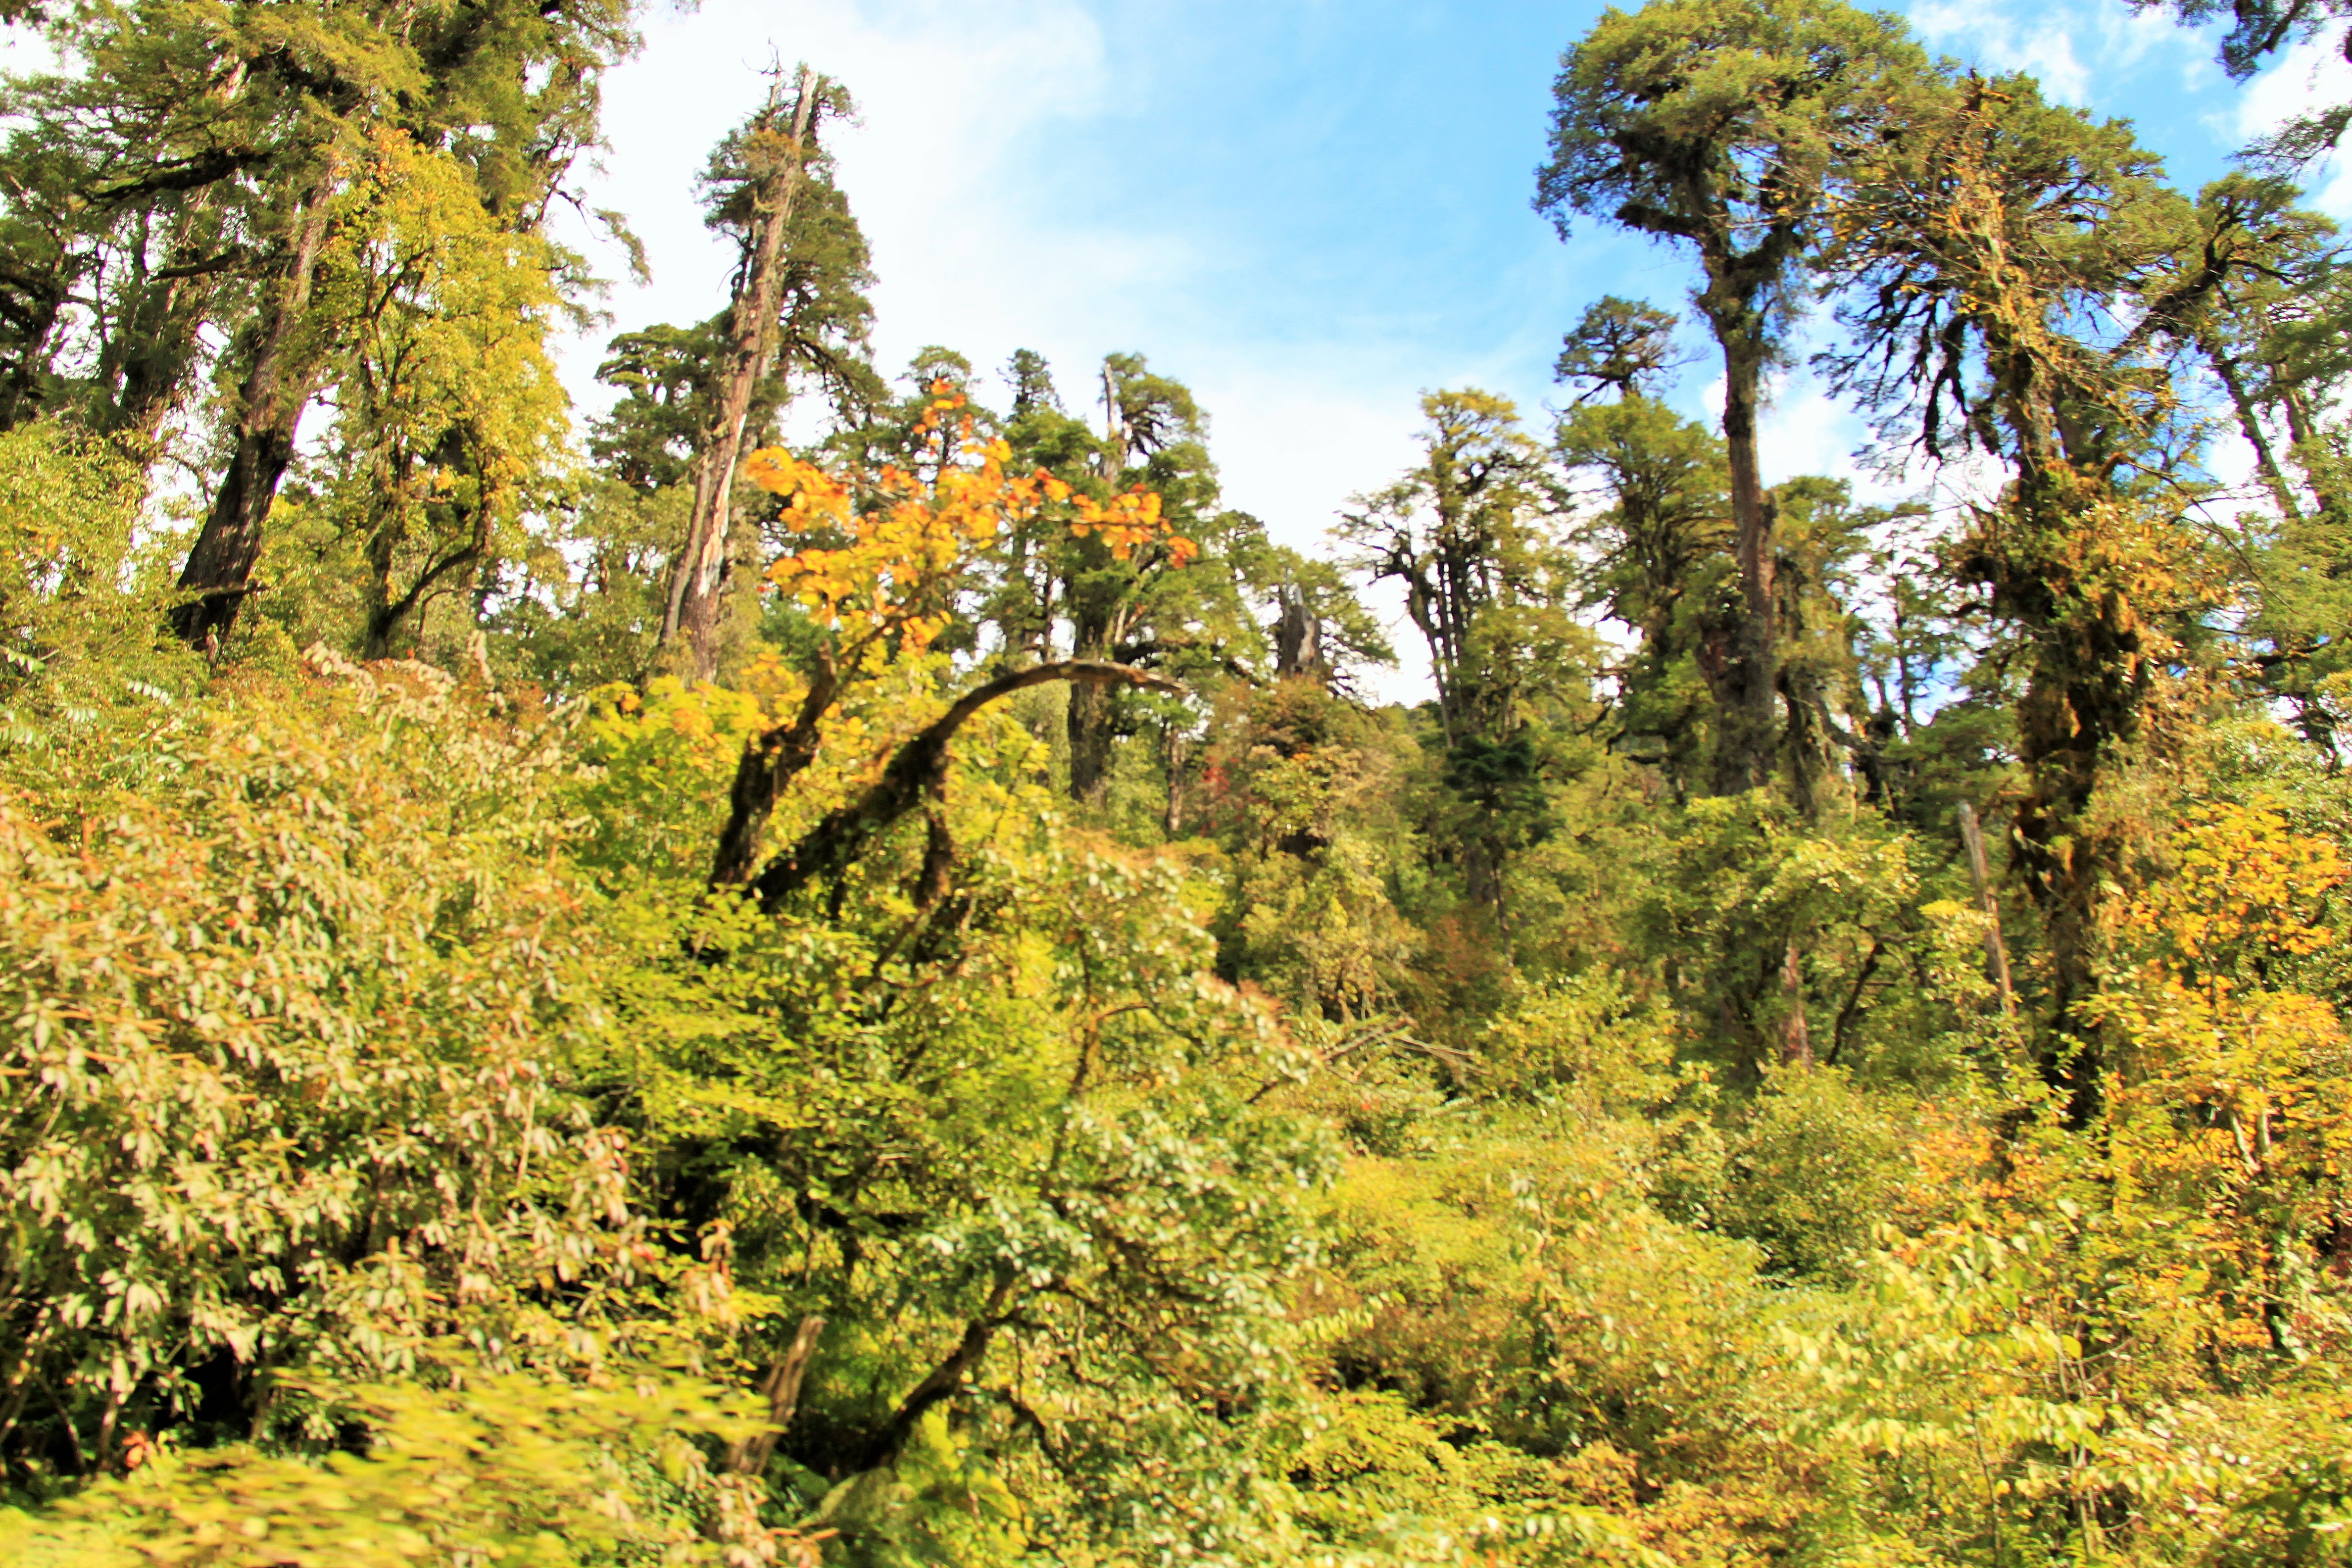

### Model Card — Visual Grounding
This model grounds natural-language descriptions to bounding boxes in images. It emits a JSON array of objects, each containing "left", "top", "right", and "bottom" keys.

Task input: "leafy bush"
[{"left": 0, "top": 659, "right": 684, "bottom": 1473}]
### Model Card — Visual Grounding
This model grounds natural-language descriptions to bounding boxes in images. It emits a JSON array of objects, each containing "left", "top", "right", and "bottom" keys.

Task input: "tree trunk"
[
  {"left": 1067, "top": 678, "right": 1116, "bottom": 803},
  {"left": 170, "top": 169, "right": 337, "bottom": 651},
  {"left": 2273, "top": 385, "right": 2347, "bottom": 518},
  {"left": 1778, "top": 939, "right": 1811, "bottom": 1067},
  {"left": 1273, "top": 584, "right": 1323, "bottom": 680},
  {"left": 727, "top": 1315, "right": 824, "bottom": 1476},
  {"left": 95, "top": 68, "right": 248, "bottom": 441},
  {"left": 710, "top": 654, "right": 842, "bottom": 891},
  {"left": 1066, "top": 603, "right": 1118, "bottom": 803},
  {"left": 1099, "top": 358, "right": 1127, "bottom": 478},
  {"left": 664, "top": 68, "right": 819, "bottom": 682},
  {"left": 1957, "top": 801, "right": 2016, "bottom": 1018},
  {"left": 1161, "top": 725, "right": 1187, "bottom": 838},
  {"left": 1714, "top": 338, "right": 1778, "bottom": 795},
  {"left": 847, "top": 1271, "right": 1013, "bottom": 1474},
  {"left": 1062, "top": 360, "right": 1139, "bottom": 803},
  {"left": 750, "top": 660, "right": 1179, "bottom": 912},
  {"left": 1464, "top": 835, "right": 1507, "bottom": 930},
  {"left": 1987, "top": 452, "right": 2135, "bottom": 1126},
  {"left": 360, "top": 478, "right": 408, "bottom": 658},
  {"left": 105, "top": 176, "right": 243, "bottom": 442},
  {"left": 2200, "top": 330, "right": 2301, "bottom": 524},
  {"left": 363, "top": 520, "right": 487, "bottom": 659},
  {"left": 108, "top": 255, "right": 214, "bottom": 444},
  {"left": 0, "top": 279, "right": 67, "bottom": 433},
  {"left": 1892, "top": 598, "right": 1919, "bottom": 737}
]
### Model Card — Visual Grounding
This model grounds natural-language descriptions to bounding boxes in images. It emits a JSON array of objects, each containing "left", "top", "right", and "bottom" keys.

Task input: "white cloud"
[
  {"left": 559, "top": 0, "right": 1122, "bottom": 401},
  {"left": 2089, "top": 0, "right": 2194, "bottom": 75},
  {"left": 1905, "top": 0, "right": 2228, "bottom": 111},
  {"left": 558, "top": 0, "right": 1477, "bottom": 566},
  {"left": 1908, "top": 0, "right": 2092, "bottom": 103},
  {"left": 2235, "top": 22, "right": 2352, "bottom": 138},
  {"left": 1759, "top": 375, "right": 1877, "bottom": 493},
  {"left": 2233, "top": 24, "right": 2352, "bottom": 217}
]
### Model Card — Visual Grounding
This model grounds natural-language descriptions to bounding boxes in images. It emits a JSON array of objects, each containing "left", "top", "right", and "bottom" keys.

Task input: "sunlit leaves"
[
  {"left": 744, "top": 384, "right": 1196, "bottom": 664},
  {"left": 0, "top": 1357, "right": 819, "bottom": 1566},
  {"left": 0, "top": 658, "right": 696, "bottom": 1471}
]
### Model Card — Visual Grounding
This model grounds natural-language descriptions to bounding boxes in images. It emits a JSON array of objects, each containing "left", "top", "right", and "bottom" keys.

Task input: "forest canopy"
[{"left": 3, "top": 1, "right": 2352, "bottom": 1565}]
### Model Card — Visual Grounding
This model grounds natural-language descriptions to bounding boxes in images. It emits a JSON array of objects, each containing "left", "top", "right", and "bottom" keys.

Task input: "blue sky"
[{"left": 562, "top": 0, "right": 2351, "bottom": 675}]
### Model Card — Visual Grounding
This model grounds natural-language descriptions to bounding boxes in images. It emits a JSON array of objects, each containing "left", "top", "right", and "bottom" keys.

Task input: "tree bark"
[
  {"left": 847, "top": 1271, "right": 1014, "bottom": 1474},
  {"left": 107, "top": 246, "right": 215, "bottom": 444},
  {"left": 2199, "top": 330, "right": 2301, "bottom": 524},
  {"left": 1099, "top": 358, "right": 1127, "bottom": 478},
  {"left": 1273, "top": 584, "right": 1323, "bottom": 680},
  {"left": 1065, "top": 652, "right": 1117, "bottom": 801},
  {"left": 728, "top": 1314, "right": 824, "bottom": 1475},
  {"left": 710, "top": 654, "right": 842, "bottom": 891},
  {"left": 1778, "top": 939, "right": 1811, "bottom": 1067},
  {"left": 1064, "top": 589, "right": 1133, "bottom": 803},
  {"left": 665, "top": 68, "right": 819, "bottom": 682},
  {"left": 1063, "top": 360, "right": 1137, "bottom": 803},
  {"left": 1715, "top": 340, "right": 1778, "bottom": 795},
  {"left": 170, "top": 167, "right": 337, "bottom": 651},
  {"left": 1957, "top": 801, "right": 2016, "bottom": 1018},
  {"left": 1161, "top": 725, "right": 1187, "bottom": 838},
  {"left": 2276, "top": 385, "right": 2348, "bottom": 520}
]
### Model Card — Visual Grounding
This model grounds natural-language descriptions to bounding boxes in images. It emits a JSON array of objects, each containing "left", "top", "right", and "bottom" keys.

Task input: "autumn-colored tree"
[
  {"left": 2084, "top": 794, "right": 2352, "bottom": 1357},
  {"left": 705, "top": 383, "right": 1193, "bottom": 895},
  {"left": 281, "top": 132, "right": 572, "bottom": 659},
  {"left": 12, "top": 7, "right": 2352, "bottom": 1565},
  {"left": 0, "top": 0, "right": 643, "bottom": 649},
  {"left": 662, "top": 71, "right": 886, "bottom": 683}
]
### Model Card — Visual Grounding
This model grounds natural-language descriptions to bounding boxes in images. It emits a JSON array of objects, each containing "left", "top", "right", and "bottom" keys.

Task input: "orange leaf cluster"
[
  {"left": 1071, "top": 486, "right": 1197, "bottom": 566},
  {"left": 741, "top": 387, "right": 1196, "bottom": 661}
]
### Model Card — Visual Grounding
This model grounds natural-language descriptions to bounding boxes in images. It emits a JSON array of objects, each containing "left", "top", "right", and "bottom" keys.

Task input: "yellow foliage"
[
  {"left": 0, "top": 1359, "right": 816, "bottom": 1568},
  {"left": 2079, "top": 795, "right": 2352, "bottom": 1367},
  {"left": 2123, "top": 796, "right": 2346, "bottom": 963},
  {"left": 2097, "top": 797, "right": 2350, "bottom": 1138}
]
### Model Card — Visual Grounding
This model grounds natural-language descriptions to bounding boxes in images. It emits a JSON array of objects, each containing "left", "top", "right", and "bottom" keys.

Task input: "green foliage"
[
  {"left": 1635, "top": 793, "right": 1967, "bottom": 1083},
  {"left": 13, "top": 1, "right": 2352, "bottom": 1563},
  {"left": 1210, "top": 679, "right": 1425, "bottom": 1019},
  {"left": 807, "top": 1410, "right": 1025, "bottom": 1568},
  {"left": 0, "top": 420, "right": 197, "bottom": 760},
  {"left": 265, "top": 131, "right": 574, "bottom": 662},
  {"left": 0, "top": 657, "right": 677, "bottom": 1473},
  {"left": 1703, "top": 1068, "right": 1983, "bottom": 1280},
  {"left": 566, "top": 663, "right": 1335, "bottom": 1558},
  {"left": 0, "top": 1359, "right": 813, "bottom": 1566},
  {"left": 1554, "top": 391, "right": 1733, "bottom": 799},
  {"left": 1476, "top": 972, "right": 1680, "bottom": 1112}
]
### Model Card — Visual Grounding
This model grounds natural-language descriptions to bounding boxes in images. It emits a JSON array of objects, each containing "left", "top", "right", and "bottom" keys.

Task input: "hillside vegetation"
[{"left": 3, "top": 0, "right": 2352, "bottom": 1563}]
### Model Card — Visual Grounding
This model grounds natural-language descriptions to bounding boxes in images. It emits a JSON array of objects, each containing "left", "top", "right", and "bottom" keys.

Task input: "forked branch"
[{"left": 737, "top": 660, "right": 1181, "bottom": 913}]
